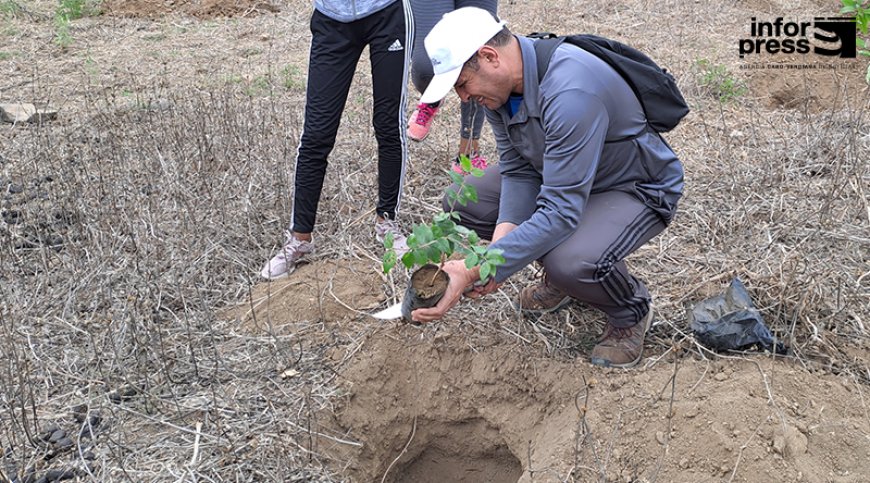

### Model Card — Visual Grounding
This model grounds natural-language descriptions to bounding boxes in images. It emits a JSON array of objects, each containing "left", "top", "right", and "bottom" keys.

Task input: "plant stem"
[{"left": 430, "top": 254, "right": 446, "bottom": 286}]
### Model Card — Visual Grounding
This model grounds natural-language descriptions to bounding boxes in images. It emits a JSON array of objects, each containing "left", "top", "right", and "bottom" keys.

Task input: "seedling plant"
[{"left": 382, "top": 155, "right": 505, "bottom": 285}]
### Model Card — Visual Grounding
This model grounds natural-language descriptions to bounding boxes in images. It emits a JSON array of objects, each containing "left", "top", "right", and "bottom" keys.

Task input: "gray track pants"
[{"left": 444, "top": 167, "right": 674, "bottom": 327}]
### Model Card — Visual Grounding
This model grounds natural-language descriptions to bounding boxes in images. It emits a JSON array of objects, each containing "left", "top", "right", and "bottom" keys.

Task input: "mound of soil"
[
  {"left": 101, "top": 0, "right": 280, "bottom": 19},
  {"left": 247, "top": 261, "right": 869, "bottom": 482},
  {"left": 745, "top": 57, "right": 869, "bottom": 111},
  {"left": 327, "top": 326, "right": 870, "bottom": 483},
  {"left": 224, "top": 259, "right": 386, "bottom": 333}
]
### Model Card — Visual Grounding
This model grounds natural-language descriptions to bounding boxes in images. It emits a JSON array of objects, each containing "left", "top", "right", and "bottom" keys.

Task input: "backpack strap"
[
  {"left": 531, "top": 34, "right": 648, "bottom": 144},
  {"left": 530, "top": 35, "right": 564, "bottom": 83}
]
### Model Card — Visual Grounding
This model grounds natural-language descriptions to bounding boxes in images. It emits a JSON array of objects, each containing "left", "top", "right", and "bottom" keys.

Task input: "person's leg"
[
  {"left": 290, "top": 10, "right": 365, "bottom": 235},
  {"left": 366, "top": 0, "right": 411, "bottom": 221},
  {"left": 539, "top": 190, "right": 667, "bottom": 367},
  {"left": 457, "top": 99, "right": 485, "bottom": 162},
  {"left": 261, "top": 11, "right": 365, "bottom": 279},
  {"left": 454, "top": 0, "right": 497, "bottom": 159},
  {"left": 406, "top": 0, "right": 454, "bottom": 142},
  {"left": 441, "top": 165, "right": 501, "bottom": 240},
  {"left": 541, "top": 190, "right": 666, "bottom": 328},
  {"left": 408, "top": 0, "right": 455, "bottom": 94}
]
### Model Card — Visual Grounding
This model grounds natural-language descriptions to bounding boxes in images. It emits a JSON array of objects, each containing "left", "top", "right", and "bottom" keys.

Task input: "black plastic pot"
[{"left": 401, "top": 264, "right": 449, "bottom": 322}]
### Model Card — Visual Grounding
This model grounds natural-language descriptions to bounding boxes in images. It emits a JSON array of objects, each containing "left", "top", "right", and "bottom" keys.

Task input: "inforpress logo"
[{"left": 739, "top": 17, "right": 857, "bottom": 58}]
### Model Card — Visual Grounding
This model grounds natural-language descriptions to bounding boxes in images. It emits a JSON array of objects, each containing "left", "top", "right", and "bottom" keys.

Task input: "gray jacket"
[
  {"left": 488, "top": 35, "right": 684, "bottom": 282},
  {"left": 314, "top": 0, "right": 398, "bottom": 22}
]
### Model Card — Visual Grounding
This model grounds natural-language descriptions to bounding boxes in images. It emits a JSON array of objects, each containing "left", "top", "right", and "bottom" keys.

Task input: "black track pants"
[{"left": 291, "top": 2, "right": 411, "bottom": 233}]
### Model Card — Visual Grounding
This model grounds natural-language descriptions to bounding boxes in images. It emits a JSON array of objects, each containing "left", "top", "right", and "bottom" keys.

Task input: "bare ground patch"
[{"left": 101, "top": 0, "right": 281, "bottom": 19}]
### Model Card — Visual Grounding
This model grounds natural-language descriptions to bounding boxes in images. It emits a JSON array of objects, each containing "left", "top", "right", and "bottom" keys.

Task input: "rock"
[
  {"left": 772, "top": 425, "right": 807, "bottom": 459},
  {"left": 679, "top": 457, "right": 690, "bottom": 469},
  {"left": 40, "top": 426, "right": 59, "bottom": 441},
  {"left": 714, "top": 372, "right": 728, "bottom": 381},
  {"left": 147, "top": 98, "right": 172, "bottom": 112},
  {"left": 2, "top": 210, "right": 22, "bottom": 224},
  {"left": 54, "top": 438, "right": 73, "bottom": 450},
  {"left": 8, "top": 184, "right": 23, "bottom": 194},
  {"left": 44, "top": 469, "right": 75, "bottom": 481},
  {"left": 0, "top": 104, "right": 58, "bottom": 124},
  {"left": 109, "top": 385, "right": 138, "bottom": 404},
  {"left": 655, "top": 431, "right": 667, "bottom": 445},
  {"left": 71, "top": 405, "right": 87, "bottom": 423},
  {"left": 48, "top": 430, "right": 66, "bottom": 444}
]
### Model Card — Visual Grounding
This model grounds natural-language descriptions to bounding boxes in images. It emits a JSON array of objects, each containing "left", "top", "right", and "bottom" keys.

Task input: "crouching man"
[{"left": 410, "top": 7, "right": 684, "bottom": 368}]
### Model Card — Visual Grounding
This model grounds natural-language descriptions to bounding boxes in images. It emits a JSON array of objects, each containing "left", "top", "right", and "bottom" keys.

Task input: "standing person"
[
  {"left": 410, "top": 8, "right": 685, "bottom": 368},
  {"left": 406, "top": 0, "right": 498, "bottom": 174},
  {"left": 261, "top": 0, "right": 413, "bottom": 280}
]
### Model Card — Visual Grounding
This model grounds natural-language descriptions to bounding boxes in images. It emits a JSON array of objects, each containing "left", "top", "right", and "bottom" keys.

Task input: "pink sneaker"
[
  {"left": 260, "top": 232, "right": 315, "bottom": 280},
  {"left": 407, "top": 102, "right": 440, "bottom": 142},
  {"left": 451, "top": 152, "right": 488, "bottom": 174}
]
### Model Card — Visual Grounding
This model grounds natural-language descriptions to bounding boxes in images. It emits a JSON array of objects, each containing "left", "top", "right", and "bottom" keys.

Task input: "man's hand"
[
  {"left": 465, "top": 277, "right": 501, "bottom": 299},
  {"left": 411, "top": 260, "right": 477, "bottom": 323}
]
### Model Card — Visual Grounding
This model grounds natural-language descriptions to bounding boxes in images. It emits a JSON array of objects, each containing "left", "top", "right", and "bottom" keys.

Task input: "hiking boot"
[
  {"left": 260, "top": 232, "right": 315, "bottom": 280},
  {"left": 407, "top": 102, "right": 440, "bottom": 142},
  {"left": 590, "top": 307, "right": 654, "bottom": 368},
  {"left": 375, "top": 218, "right": 409, "bottom": 256},
  {"left": 451, "top": 152, "right": 489, "bottom": 174},
  {"left": 515, "top": 272, "right": 573, "bottom": 314}
]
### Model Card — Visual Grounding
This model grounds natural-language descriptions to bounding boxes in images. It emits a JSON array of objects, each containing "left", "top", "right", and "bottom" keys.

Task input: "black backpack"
[{"left": 529, "top": 32, "right": 689, "bottom": 133}]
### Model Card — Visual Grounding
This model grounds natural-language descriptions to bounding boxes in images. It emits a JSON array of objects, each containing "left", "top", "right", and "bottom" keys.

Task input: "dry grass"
[{"left": 0, "top": 0, "right": 868, "bottom": 481}]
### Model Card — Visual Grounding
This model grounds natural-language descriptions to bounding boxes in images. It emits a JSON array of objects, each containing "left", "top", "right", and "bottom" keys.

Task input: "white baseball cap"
[{"left": 419, "top": 7, "right": 507, "bottom": 104}]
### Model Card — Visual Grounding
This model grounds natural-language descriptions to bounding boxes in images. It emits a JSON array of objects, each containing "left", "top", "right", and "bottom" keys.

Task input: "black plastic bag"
[{"left": 689, "top": 278, "right": 787, "bottom": 354}]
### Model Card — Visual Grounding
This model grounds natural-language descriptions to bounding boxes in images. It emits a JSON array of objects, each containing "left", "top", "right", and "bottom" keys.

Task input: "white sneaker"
[
  {"left": 375, "top": 218, "right": 408, "bottom": 256},
  {"left": 260, "top": 232, "right": 315, "bottom": 280}
]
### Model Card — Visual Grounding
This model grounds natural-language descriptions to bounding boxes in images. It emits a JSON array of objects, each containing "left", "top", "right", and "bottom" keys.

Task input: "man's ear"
[{"left": 478, "top": 45, "right": 499, "bottom": 65}]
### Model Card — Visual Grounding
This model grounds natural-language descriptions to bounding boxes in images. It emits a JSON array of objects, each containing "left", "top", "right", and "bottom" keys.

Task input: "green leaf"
[
  {"left": 465, "top": 252, "right": 479, "bottom": 269},
  {"left": 459, "top": 155, "right": 472, "bottom": 173},
  {"left": 467, "top": 231, "right": 480, "bottom": 245},
  {"left": 401, "top": 251, "right": 416, "bottom": 269},
  {"left": 465, "top": 184, "right": 478, "bottom": 202},
  {"left": 450, "top": 211, "right": 461, "bottom": 220},
  {"left": 858, "top": 38, "right": 866, "bottom": 48},
  {"left": 470, "top": 167, "right": 485, "bottom": 178},
  {"left": 427, "top": 246, "right": 442, "bottom": 264},
  {"left": 383, "top": 231, "right": 394, "bottom": 249},
  {"left": 413, "top": 249, "right": 429, "bottom": 266},
  {"left": 382, "top": 250, "right": 397, "bottom": 273},
  {"left": 866, "top": 64, "right": 870, "bottom": 84},
  {"left": 461, "top": 184, "right": 478, "bottom": 204},
  {"left": 448, "top": 171, "right": 464, "bottom": 185},
  {"left": 446, "top": 189, "right": 459, "bottom": 205},
  {"left": 406, "top": 233, "right": 418, "bottom": 249},
  {"left": 485, "top": 248, "right": 506, "bottom": 266},
  {"left": 454, "top": 225, "right": 471, "bottom": 235},
  {"left": 434, "top": 238, "right": 451, "bottom": 254},
  {"left": 479, "top": 262, "right": 492, "bottom": 282},
  {"left": 413, "top": 224, "right": 434, "bottom": 244}
]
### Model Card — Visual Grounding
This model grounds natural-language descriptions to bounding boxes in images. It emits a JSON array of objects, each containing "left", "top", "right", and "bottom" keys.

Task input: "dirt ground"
[
  {"left": 227, "top": 259, "right": 869, "bottom": 483},
  {"left": 1, "top": 0, "right": 868, "bottom": 482}
]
